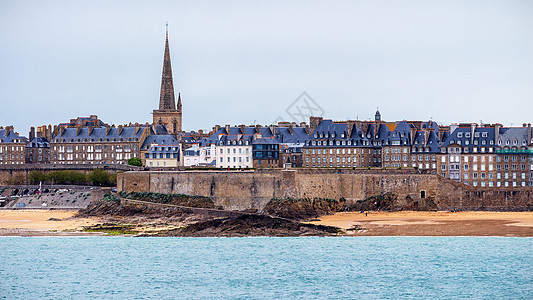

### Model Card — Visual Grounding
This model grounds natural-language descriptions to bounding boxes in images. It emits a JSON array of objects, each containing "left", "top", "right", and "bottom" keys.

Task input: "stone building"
[
  {"left": 152, "top": 27, "right": 182, "bottom": 135},
  {"left": 145, "top": 143, "right": 181, "bottom": 168},
  {"left": 437, "top": 123, "right": 533, "bottom": 188},
  {"left": 0, "top": 127, "right": 27, "bottom": 165},
  {"left": 303, "top": 119, "right": 386, "bottom": 168},
  {"left": 275, "top": 125, "right": 310, "bottom": 168},
  {"left": 49, "top": 125, "right": 150, "bottom": 165},
  {"left": 25, "top": 137, "right": 50, "bottom": 164},
  {"left": 252, "top": 138, "right": 279, "bottom": 168}
]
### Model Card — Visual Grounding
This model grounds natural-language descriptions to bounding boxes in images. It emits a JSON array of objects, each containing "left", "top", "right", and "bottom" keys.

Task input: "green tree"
[
  {"left": 47, "top": 170, "right": 86, "bottom": 184},
  {"left": 28, "top": 171, "right": 47, "bottom": 184},
  {"left": 127, "top": 157, "right": 143, "bottom": 167},
  {"left": 88, "top": 169, "right": 110, "bottom": 186}
]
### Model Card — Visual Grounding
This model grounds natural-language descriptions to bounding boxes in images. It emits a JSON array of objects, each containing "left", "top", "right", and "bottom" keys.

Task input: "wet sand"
[
  {"left": 0, "top": 210, "right": 102, "bottom": 236},
  {"left": 308, "top": 211, "right": 533, "bottom": 237},
  {"left": 1, "top": 209, "right": 532, "bottom": 237}
]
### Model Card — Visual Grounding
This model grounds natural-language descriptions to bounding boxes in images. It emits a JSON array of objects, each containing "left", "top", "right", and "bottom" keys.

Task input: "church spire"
[
  {"left": 177, "top": 92, "right": 182, "bottom": 110},
  {"left": 159, "top": 22, "right": 176, "bottom": 110}
]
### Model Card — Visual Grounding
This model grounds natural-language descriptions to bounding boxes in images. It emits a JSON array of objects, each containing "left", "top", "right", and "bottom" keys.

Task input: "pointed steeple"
[
  {"left": 159, "top": 23, "right": 176, "bottom": 110},
  {"left": 177, "top": 92, "right": 182, "bottom": 111}
]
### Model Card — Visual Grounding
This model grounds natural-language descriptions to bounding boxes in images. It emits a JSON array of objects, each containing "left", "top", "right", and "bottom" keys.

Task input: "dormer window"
[
  {"left": 490, "top": 140, "right": 494, "bottom": 145},
  {"left": 465, "top": 133, "right": 471, "bottom": 138},
  {"left": 474, "top": 132, "right": 480, "bottom": 138},
  {"left": 314, "top": 133, "right": 318, "bottom": 138},
  {"left": 481, "top": 140, "right": 486, "bottom": 145},
  {"left": 341, "top": 133, "right": 345, "bottom": 138},
  {"left": 457, "top": 132, "right": 463, "bottom": 138},
  {"left": 482, "top": 132, "right": 488, "bottom": 137},
  {"left": 474, "top": 140, "right": 478, "bottom": 145}
]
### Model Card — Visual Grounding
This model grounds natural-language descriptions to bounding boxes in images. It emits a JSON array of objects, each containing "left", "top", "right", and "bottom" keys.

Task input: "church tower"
[{"left": 153, "top": 23, "right": 182, "bottom": 134}]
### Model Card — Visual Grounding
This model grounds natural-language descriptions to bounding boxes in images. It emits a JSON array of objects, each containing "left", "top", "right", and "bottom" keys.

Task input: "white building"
[{"left": 183, "top": 141, "right": 216, "bottom": 167}]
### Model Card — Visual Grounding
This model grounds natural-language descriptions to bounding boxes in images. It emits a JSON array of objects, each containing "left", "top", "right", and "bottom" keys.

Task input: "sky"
[{"left": 1, "top": 0, "right": 532, "bottom": 136}]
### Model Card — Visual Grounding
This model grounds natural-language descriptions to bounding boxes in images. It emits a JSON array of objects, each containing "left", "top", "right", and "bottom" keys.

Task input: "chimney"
[
  {"left": 106, "top": 125, "right": 112, "bottom": 135},
  {"left": 198, "top": 129, "right": 203, "bottom": 135},
  {"left": 239, "top": 124, "right": 246, "bottom": 134},
  {"left": 495, "top": 123, "right": 501, "bottom": 144},
  {"left": 5, "top": 126, "right": 11, "bottom": 136},
  {"left": 47, "top": 125, "right": 52, "bottom": 140},
  {"left": 255, "top": 124, "right": 261, "bottom": 134},
  {"left": 88, "top": 126, "right": 94, "bottom": 136},
  {"left": 269, "top": 125, "right": 276, "bottom": 137},
  {"left": 225, "top": 125, "right": 231, "bottom": 134},
  {"left": 527, "top": 123, "right": 533, "bottom": 144},
  {"left": 309, "top": 116, "right": 323, "bottom": 133},
  {"left": 470, "top": 123, "right": 476, "bottom": 144},
  {"left": 213, "top": 125, "right": 221, "bottom": 133},
  {"left": 29, "top": 127, "right": 35, "bottom": 141},
  {"left": 76, "top": 126, "right": 82, "bottom": 136},
  {"left": 289, "top": 123, "right": 294, "bottom": 135}
]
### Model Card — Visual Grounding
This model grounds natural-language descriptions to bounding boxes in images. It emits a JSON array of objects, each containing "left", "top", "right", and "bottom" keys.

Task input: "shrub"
[{"left": 127, "top": 157, "right": 143, "bottom": 167}]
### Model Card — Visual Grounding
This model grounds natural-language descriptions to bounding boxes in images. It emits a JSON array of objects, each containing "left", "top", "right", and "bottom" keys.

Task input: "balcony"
[{"left": 496, "top": 149, "right": 533, "bottom": 154}]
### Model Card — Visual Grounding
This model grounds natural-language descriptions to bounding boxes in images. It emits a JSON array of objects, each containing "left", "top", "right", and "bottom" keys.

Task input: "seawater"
[{"left": 0, "top": 237, "right": 531, "bottom": 299}]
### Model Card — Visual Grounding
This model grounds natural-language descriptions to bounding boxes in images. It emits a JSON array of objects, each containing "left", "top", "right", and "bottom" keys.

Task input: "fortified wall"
[{"left": 117, "top": 169, "right": 532, "bottom": 211}]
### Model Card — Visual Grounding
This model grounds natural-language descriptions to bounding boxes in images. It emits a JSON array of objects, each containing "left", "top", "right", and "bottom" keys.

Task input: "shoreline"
[{"left": 1, "top": 210, "right": 532, "bottom": 237}]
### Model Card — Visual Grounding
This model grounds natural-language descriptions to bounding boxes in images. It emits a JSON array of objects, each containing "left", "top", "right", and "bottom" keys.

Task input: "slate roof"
[
  {"left": 411, "top": 130, "right": 441, "bottom": 153},
  {"left": 26, "top": 137, "right": 50, "bottom": 148},
  {"left": 497, "top": 128, "right": 530, "bottom": 148},
  {"left": 184, "top": 145, "right": 200, "bottom": 156},
  {"left": 52, "top": 126, "right": 148, "bottom": 143},
  {"left": 252, "top": 137, "right": 278, "bottom": 145},
  {"left": 274, "top": 127, "right": 311, "bottom": 144},
  {"left": 442, "top": 127, "right": 496, "bottom": 151},
  {"left": 141, "top": 134, "right": 180, "bottom": 150},
  {"left": 0, "top": 129, "right": 27, "bottom": 144},
  {"left": 147, "top": 144, "right": 180, "bottom": 155},
  {"left": 308, "top": 120, "right": 386, "bottom": 147},
  {"left": 385, "top": 121, "right": 412, "bottom": 145}
]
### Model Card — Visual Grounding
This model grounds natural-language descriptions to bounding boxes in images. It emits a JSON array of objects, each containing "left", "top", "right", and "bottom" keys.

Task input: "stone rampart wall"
[{"left": 118, "top": 169, "right": 532, "bottom": 211}]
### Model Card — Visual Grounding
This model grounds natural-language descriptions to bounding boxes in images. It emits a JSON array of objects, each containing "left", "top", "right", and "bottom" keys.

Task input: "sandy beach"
[
  {"left": 0, "top": 210, "right": 102, "bottom": 236},
  {"left": 309, "top": 211, "right": 533, "bottom": 237},
  {"left": 1, "top": 209, "right": 532, "bottom": 236}
]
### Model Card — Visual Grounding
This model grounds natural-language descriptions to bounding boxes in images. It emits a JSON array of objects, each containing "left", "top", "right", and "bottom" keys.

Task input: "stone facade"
[
  {"left": 0, "top": 127, "right": 27, "bottom": 165},
  {"left": 117, "top": 169, "right": 533, "bottom": 211},
  {"left": 152, "top": 30, "right": 182, "bottom": 134}
]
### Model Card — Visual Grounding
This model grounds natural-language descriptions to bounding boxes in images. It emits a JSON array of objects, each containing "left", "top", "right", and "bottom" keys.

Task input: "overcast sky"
[{"left": 1, "top": 0, "right": 532, "bottom": 135}]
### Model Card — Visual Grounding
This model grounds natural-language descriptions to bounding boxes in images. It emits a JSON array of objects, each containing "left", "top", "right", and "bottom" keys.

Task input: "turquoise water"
[{"left": 0, "top": 237, "right": 532, "bottom": 299}]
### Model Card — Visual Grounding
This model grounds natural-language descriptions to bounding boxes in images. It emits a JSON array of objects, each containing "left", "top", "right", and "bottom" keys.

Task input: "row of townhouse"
[
  {"left": 0, "top": 127, "right": 28, "bottom": 165},
  {"left": 182, "top": 124, "right": 311, "bottom": 169},
  {"left": 180, "top": 116, "right": 532, "bottom": 189},
  {"left": 438, "top": 124, "right": 533, "bottom": 188}
]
